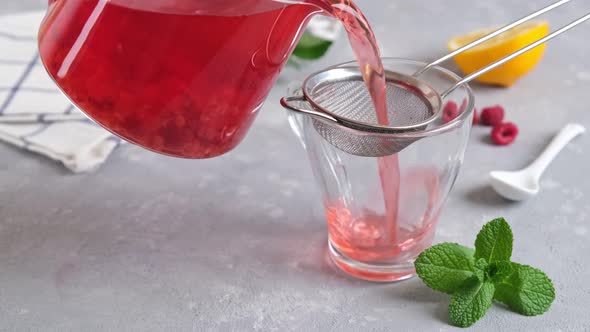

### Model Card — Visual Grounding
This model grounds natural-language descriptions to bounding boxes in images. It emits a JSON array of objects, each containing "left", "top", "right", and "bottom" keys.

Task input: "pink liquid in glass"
[{"left": 326, "top": 168, "right": 441, "bottom": 264}]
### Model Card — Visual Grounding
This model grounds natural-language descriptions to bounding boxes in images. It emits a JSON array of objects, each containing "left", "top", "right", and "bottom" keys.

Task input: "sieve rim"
[
  {"left": 314, "top": 57, "right": 476, "bottom": 140},
  {"left": 301, "top": 66, "right": 442, "bottom": 133}
]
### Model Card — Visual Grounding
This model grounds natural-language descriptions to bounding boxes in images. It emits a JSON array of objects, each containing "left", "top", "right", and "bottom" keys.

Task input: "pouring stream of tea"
[{"left": 302, "top": 0, "right": 400, "bottom": 242}]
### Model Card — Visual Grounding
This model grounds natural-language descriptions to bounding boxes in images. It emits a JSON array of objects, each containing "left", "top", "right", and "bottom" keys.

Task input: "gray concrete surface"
[{"left": 1, "top": 1, "right": 589, "bottom": 331}]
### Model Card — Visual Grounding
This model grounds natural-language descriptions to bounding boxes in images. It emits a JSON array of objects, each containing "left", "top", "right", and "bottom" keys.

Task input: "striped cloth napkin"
[{"left": 0, "top": 11, "right": 120, "bottom": 173}]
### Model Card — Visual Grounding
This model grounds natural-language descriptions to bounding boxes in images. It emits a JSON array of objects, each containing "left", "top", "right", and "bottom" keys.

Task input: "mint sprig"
[{"left": 415, "top": 218, "right": 555, "bottom": 328}]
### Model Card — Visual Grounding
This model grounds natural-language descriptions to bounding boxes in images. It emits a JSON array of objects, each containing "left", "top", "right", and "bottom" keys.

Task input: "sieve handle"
[
  {"left": 280, "top": 96, "right": 339, "bottom": 123},
  {"left": 442, "top": 12, "right": 590, "bottom": 99},
  {"left": 415, "top": 0, "right": 573, "bottom": 77}
]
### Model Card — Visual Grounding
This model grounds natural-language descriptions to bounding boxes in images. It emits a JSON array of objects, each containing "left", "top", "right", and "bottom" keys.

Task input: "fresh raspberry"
[
  {"left": 473, "top": 108, "right": 479, "bottom": 125},
  {"left": 480, "top": 105, "right": 505, "bottom": 126},
  {"left": 442, "top": 101, "right": 459, "bottom": 123},
  {"left": 491, "top": 122, "right": 519, "bottom": 146}
]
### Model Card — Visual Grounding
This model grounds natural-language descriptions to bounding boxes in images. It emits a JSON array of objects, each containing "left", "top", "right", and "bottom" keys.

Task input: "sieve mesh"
[
  {"left": 280, "top": 66, "right": 447, "bottom": 156},
  {"left": 297, "top": 68, "right": 440, "bottom": 157},
  {"left": 312, "top": 119, "right": 419, "bottom": 158},
  {"left": 307, "top": 78, "right": 433, "bottom": 128}
]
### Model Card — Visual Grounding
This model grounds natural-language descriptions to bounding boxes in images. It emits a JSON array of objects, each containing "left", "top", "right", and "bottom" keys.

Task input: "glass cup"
[{"left": 286, "top": 58, "right": 474, "bottom": 282}]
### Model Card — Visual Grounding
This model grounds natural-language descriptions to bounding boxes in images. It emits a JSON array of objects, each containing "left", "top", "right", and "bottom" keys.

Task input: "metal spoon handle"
[{"left": 526, "top": 123, "right": 586, "bottom": 180}]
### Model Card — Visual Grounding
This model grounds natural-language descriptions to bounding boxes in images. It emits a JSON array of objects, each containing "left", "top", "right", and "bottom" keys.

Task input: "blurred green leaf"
[{"left": 291, "top": 32, "right": 333, "bottom": 60}]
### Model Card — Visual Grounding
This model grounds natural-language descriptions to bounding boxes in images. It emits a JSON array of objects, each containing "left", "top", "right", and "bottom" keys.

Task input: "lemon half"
[{"left": 448, "top": 21, "right": 549, "bottom": 87}]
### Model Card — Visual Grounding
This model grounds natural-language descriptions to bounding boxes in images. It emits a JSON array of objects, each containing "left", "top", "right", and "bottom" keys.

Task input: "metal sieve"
[{"left": 281, "top": 0, "right": 590, "bottom": 157}]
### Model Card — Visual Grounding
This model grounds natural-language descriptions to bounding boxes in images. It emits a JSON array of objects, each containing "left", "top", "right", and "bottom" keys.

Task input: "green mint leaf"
[
  {"left": 474, "top": 218, "right": 513, "bottom": 263},
  {"left": 494, "top": 263, "right": 555, "bottom": 316},
  {"left": 457, "top": 245, "right": 475, "bottom": 258},
  {"left": 415, "top": 243, "right": 475, "bottom": 294},
  {"left": 292, "top": 32, "right": 333, "bottom": 60},
  {"left": 487, "top": 261, "right": 513, "bottom": 283},
  {"left": 474, "top": 258, "right": 487, "bottom": 282},
  {"left": 449, "top": 277, "right": 495, "bottom": 328}
]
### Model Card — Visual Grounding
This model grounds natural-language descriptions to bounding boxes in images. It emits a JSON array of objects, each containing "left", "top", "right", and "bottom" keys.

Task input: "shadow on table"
[
  {"left": 463, "top": 184, "right": 516, "bottom": 207},
  {"left": 0, "top": 143, "right": 72, "bottom": 175},
  {"left": 389, "top": 278, "right": 449, "bottom": 324},
  {"left": 10, "top": 201, "right": 352, "bottom": 286}
]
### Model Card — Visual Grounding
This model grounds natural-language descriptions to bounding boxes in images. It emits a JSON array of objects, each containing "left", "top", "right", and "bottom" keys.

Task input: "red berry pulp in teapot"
[{"left": 39, "top": 1, "right": 313, "bottom": 158}]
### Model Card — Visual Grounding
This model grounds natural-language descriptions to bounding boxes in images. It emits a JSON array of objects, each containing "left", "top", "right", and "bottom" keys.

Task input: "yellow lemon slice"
[{"left": 448, "top": 21, "right": 549, "bottom": 87}]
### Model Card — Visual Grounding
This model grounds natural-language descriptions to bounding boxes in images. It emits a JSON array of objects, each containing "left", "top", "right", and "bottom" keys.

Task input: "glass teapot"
[{"left": 39, "top": 0, "right": 328, "bottom": 159}]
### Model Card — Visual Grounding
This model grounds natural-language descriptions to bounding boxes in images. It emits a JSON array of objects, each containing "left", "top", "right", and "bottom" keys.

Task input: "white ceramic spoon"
[{"left": 490, "top": 123, "right": 586, "bottom": 201}]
